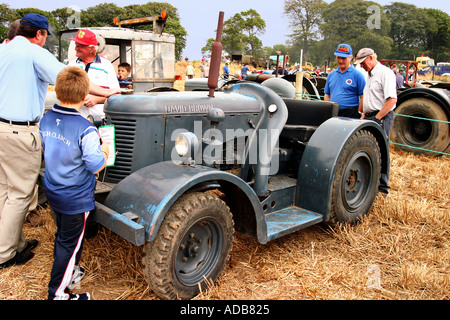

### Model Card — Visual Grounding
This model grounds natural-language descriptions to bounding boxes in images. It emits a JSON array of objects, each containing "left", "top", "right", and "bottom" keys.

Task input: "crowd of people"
[{"left": 0, "top": 12, "right": 397, "bottom": 300}]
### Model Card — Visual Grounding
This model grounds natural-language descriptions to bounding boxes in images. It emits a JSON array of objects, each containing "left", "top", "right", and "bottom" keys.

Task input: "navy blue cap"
[
  {"left": 334, "top": 43, "right": 352, "bottom": 57},
  {"left": 20, "top": 13, "right": 53, "bottom": 37}
]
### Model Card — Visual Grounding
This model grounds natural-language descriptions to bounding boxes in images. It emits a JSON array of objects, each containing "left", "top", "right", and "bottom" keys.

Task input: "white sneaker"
[
  {"left": 68, "top": 265, "right": 86, "bottom": 289},
  {"left": 68, "top": 292, "right": 90, "bottom": 300}
]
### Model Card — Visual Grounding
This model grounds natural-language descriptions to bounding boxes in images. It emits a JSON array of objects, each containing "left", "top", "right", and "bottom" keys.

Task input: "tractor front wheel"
[{"left": 143, "top": 192, "right": 234, "bottom": 300}]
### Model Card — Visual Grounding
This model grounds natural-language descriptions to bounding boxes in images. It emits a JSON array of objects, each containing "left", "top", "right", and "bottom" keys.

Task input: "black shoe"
[
  {"left": 19, "top": 239, "right": 39, "bottom": 253},
  {"left": 0, "top": 251, "right": 34, "bottom": 269}
]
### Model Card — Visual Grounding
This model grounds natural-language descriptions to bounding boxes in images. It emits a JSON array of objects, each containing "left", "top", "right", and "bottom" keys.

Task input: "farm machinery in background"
[{"left": 416, "top": 55, "right": 435, "bottom": 70}]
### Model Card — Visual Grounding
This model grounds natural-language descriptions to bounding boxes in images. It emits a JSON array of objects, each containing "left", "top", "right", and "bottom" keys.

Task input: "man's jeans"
[{"left": 365, "top": 110, "right": 394, "bottom": 193}]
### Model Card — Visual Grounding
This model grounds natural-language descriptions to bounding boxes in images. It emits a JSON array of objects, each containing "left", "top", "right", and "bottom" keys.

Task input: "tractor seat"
[{"left": 281, "top": 99, "right": 339, "bottom": 142}]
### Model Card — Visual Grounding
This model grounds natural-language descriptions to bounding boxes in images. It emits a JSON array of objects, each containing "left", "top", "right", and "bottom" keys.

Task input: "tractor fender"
[
  {"left": 103, "top": 161, "right": 264, "bottom": 243},
  {"left": 295, "top": 117, "right": 389, "bottom": 220}
]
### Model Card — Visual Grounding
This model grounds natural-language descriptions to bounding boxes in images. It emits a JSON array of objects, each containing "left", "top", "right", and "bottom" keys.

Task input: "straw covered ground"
[{"left": 0, "top": 146, "right": 448, "bottom": 300}]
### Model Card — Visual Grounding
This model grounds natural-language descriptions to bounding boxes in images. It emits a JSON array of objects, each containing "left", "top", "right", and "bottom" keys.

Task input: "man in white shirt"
[
  {"left": 68, "top": 29, "right": 120, "bottom": 119},
  {"left": 355, "top": 48, "right": 397, "bottom": 194}
]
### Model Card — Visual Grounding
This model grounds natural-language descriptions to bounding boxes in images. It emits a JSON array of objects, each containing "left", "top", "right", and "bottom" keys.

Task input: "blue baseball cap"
[
  {"left": 334, "top": 43, "right": 352, "bottom": 57},
  {"left": 20, "top": 13, "right": 53, "bottom": 36}
]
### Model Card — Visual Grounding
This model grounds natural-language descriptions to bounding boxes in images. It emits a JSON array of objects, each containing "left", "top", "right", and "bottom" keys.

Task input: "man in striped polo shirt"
[{"left": 68, "top": 29, "right": 120, "bottom": 120}]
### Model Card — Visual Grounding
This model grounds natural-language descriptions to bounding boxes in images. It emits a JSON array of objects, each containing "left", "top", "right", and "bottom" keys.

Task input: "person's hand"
[
  {"left": 84, "top": 95, "right": 107, "bottom": 107},
  {"left": 101, "top": 142, "right": 109, "bottom": 156},
  {"left": 84, "top": 95, "right": 97, "bottom": 108},
  {"left": 373, "top": 117, "right": 383, "bottom": 125}
]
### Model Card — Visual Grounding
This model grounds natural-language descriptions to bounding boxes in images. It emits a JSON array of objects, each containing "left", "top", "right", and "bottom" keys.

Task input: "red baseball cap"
[{"left": 70, "top": 29, "right": 98, "bottom": 46}]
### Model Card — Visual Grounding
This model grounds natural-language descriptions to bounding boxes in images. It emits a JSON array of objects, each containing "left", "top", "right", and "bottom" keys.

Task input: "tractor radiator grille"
[{"left": 105, "top": 118, "right": 136, "bottom": 182}]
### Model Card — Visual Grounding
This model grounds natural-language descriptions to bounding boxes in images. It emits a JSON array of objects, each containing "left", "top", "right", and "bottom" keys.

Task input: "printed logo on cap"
[
  {"left": 77, "top": 30, "right": 86, "bottom": 39},
  {"left": 338, "top": 46, "right": 349, "bottom": 53}
]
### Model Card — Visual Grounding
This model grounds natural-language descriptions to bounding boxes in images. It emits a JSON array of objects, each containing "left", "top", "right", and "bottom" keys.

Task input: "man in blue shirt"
[
  {"left": 223, "top": 62, "right": 230, "bottom": 79},
  {"left": 324, "top": 44, "right": 366, "bottom": 119},
  {"left": 0, "top": 13, "right": 64, "bottom": 269},
  {"left": 241, "top": 63, "right": 249, "bottom": 80}
]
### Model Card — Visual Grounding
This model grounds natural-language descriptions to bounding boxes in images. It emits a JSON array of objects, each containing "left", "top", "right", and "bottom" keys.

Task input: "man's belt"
[
  {"left": 0, "top": 117, "right": 37, "bottom": 126},
  {"left": 364, "top": 111, "right": 379, "bottom": 118}
]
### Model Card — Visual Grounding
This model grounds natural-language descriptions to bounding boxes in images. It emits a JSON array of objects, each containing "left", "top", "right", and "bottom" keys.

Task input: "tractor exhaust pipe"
[{"left": 208, "top": 11, "right": 224, "bottom": 98}]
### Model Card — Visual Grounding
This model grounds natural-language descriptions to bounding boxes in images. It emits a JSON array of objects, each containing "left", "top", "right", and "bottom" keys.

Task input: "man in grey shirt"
[{"left": 355, "top": 48, "right": 397, "bottom": 194}]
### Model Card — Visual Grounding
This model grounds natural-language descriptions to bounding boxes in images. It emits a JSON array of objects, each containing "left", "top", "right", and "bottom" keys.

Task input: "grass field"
[{"left": 0, "top": 146, "right": 448, "bottom": 300}]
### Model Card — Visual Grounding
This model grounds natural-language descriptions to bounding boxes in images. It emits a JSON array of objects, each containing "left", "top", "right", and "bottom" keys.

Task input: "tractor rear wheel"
[{"left": 329, "top": 130, "right": 381, "bottom": 224}]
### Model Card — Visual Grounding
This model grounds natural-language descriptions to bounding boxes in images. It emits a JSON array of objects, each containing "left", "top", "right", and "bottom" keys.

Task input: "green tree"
[
  {"left": 222, "top": 9, "right": 266, "bottom": 57},
  {"left": 384, "top": 2, "right": 434, "bottom": 60},
  {"left": 283, "top": 0, "right": 326, "bottom": 63},
  {"left": 79, "top": 2, "right": 186, "bottom": 60},
  {"left": 423, "top": 8, "right": 450, "bottom": 62},
  {"left": 0, "top": 3, "right": 18, "bottom": 41},
  {"left": 51, "top": 7, "right": 79, "bottom": 30},
  {"left": 320, "top": 0, "right": 392, "bottom": 60},
  {"left": 222, "top": 13, "right": 247, "bottom": 55},
  {"left": 125, "top": 2, "right": 187, "bottom": 60},
  {"left": 80, "top": 3, "right": 124, "bottom": 27},
  {"left": 240, "top": 9, "right": 266, "bottom": 57}
]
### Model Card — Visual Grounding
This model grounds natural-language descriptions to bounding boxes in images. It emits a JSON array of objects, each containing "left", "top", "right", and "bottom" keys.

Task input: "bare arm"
[
  {"left": 375, "top": 97, "right": 397, "bottom": 120},
  {"left": 358, "top": 95, "right": 364, "bottom": 118},
  {"left": 93, "top": 143, "right": 109, "bottom": 174},
  {"left": 89, "top": 82, "right": 121, "bottom": 97}
]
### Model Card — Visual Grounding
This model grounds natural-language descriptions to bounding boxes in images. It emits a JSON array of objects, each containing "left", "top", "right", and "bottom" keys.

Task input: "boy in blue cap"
[{"left": 324, "top": 43, "right": 366, "bottom": 118}]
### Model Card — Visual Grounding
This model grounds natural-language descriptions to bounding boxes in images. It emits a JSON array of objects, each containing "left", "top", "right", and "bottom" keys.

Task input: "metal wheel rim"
[
  {"left": 341, "top": 151, "right": 373, "bottom": 211},
  {"left": 175, "top": 217, "right": 223, "bottom": 286}
]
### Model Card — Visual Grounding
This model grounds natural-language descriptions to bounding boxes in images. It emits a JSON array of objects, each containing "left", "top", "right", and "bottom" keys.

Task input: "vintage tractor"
[{"left": 76, "top": 12, "right": 390, "bottom": 300}]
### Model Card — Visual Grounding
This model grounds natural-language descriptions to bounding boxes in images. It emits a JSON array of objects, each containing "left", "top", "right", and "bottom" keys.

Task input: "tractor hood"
[{"left": 104, "top": 90, "right": 262, "bottom": 116}]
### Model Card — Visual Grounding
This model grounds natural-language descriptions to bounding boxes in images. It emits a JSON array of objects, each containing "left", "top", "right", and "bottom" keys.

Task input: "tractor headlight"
[
  {"left": 175, "top": 132, "right": 198, "bottom": 158},
  {"left": 268, "top": 104, "right": 278, "bottom": 113}
]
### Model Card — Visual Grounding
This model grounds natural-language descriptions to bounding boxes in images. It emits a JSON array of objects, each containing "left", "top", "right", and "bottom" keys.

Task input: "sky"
[{"left": 5, "top": 0, "right": 450, "bottom": 60}]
